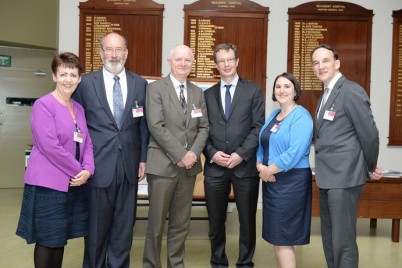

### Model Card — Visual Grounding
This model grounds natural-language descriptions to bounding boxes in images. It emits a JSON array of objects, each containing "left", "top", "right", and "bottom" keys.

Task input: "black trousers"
[
  {"left": 83, "top": 154, "right": 138, "bottom": 268},
  {"left": 204, "top": 173, "right": 259, "bottom": 268}
]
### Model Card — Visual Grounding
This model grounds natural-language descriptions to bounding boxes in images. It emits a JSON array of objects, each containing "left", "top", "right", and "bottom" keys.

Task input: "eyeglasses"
[
  {"left": 217, "top": 57, "right": 236, "bottom": 66},
  {"left": 102, "top": 47, "right": 126, "bottom": 54}
]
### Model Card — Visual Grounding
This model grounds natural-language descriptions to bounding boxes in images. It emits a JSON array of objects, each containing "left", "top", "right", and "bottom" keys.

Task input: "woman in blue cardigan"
[{"left": 256, "top": 72, "right": 313, "bottom": 268}]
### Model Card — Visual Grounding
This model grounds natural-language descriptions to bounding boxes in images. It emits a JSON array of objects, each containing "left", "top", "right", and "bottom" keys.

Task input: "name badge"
[
  {"left": 132, "top": 107, "right": 144, "bottom": 118},
  {"left": 74, "top": 131, "right": 84, "bottom": 143},
  {"left": 323, "top": 110, "right": 336, "bottom": 121},
  {"left": 270, "top": 124, "right": 280, "bottom": 133},
  {"left": 191, "top": 106, "right": 202, "bottom": 118}
]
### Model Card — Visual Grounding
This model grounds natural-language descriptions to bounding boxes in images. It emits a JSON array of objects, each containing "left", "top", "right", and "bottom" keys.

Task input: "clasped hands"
[
  {"left": 212, "top": 151, "right": 243, "bottom": 169},
  {"left": 256, "top": 162, "right": 276, "bottom": 182},
  {"left": 70, "top": 169, "right": 91, "bottom": 187},
  {"left": 177, "top": 151, "right": 197, "bottom": 169}
]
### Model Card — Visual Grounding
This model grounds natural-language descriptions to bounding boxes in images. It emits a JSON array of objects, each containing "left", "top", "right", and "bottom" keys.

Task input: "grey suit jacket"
[
  {"left": 203, "top": 78, "right": 265, "bottom": 178},
  {"left": 73, "top": 69, "right": 150, "bottom": 187},
  {"left": 314, "top": 75, "right": 379, "bottom": 189},
  {"left": 145, "top": 76, "right": 209, "bottom": 177}
]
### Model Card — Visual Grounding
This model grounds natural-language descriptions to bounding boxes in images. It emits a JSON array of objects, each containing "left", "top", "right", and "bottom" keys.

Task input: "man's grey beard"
[{"left": 102, "top": 56, "right": 126, "bottom": 74}]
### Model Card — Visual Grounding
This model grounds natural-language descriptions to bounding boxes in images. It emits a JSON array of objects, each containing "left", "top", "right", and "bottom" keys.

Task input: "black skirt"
[
  {"left": 16, "top": 184, "right": 88, "bottom": 248},
  {"left": 262, "top": 168, "right": 312, "bottom": 246}
]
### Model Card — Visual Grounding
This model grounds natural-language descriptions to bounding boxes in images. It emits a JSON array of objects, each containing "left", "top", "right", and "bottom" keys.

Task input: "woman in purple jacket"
[{"left": 16, "top": 52, "right": 94, "bottom": 268}]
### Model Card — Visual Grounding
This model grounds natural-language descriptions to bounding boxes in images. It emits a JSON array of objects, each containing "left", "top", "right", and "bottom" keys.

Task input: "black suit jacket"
[
  {"left": 73, "top": 69, "right": 150, "bottom": 187},
  {"left": 203, "top": 78, "right": 265, "bottom": 178}
]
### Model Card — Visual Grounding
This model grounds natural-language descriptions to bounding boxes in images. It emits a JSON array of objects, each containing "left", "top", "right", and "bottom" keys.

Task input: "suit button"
[
  {"left": 315, "top": 150, "right": 318, "bottom": 154},
  {"left": 226, "top": 141, "right": 229, "bottom": 144}
]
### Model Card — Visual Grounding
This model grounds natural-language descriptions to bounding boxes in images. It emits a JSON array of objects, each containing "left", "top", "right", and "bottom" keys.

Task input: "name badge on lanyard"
[
  {"left": 132, "top": 101, "right": 144, "bottom": 118},
  {"left": 74, "top": 126, "right": 83, "bottom": 143},
  {"left": 270, "top": 124, "right": 280, "bottom": 133},
  {"left": 191, "top": 104, "right": 202, "bottom": 118},
  {"left": 324, "top": 105, "right": 336, "bottom": 121}
]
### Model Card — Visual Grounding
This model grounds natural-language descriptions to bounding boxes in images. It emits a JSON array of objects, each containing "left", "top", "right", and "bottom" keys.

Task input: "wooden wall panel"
[
  {"left": 388, "top": 9, "right": 402, "bottom": 145},
  {"left": 79, "top": 0, "right": 164, "bottom": 76},
  {"left": 288, "top": 2, "right": 373, "bottom": 119},
  {"left": 184, "top": 0, "right": 269, "bottom": 94}
]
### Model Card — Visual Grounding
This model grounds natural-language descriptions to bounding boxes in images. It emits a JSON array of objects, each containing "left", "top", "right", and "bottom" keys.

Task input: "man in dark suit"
[
  {"left": 142, "top": 44, "right": 209, "bottom": 268},
  {"left": 311, "top": 44, "right": 382, "bottom": 268},
  {"left": 203, "top": 43, "right": 265, "bottom": 268},
  {"left": 73, "top": 32, "right": 149, "bottom": 268}
]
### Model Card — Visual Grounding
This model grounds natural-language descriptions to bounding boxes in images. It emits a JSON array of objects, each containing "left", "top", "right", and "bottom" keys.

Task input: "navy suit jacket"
[
  {"left": 73, "top": 69, "right": 150, "bottom": 187},
  {"left": 203, "top": 78, "right": 265, "bottom": 178}
]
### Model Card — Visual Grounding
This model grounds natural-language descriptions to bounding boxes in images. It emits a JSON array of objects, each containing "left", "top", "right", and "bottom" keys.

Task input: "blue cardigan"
[{"left": 256, "top": 105, "right": 313, "bottom": 172}]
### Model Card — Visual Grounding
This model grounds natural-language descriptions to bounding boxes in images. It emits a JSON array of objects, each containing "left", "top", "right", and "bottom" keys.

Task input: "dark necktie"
[
  {"left": 113, "top": 76, "right": 124, "bottom": 128},
  {"left": 179, "top": 84, "right": 187, "bottom": 114},
  {"left": 224, "top": 84, "right": 232, "bottom": 119}
]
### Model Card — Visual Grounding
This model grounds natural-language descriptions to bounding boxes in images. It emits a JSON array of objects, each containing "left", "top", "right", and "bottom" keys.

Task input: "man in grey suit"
[
  {"left": 143, "top": 44, "right": 209, "bottom": 268},
  {"left": 203, "top": 43, "right": 265, "bottom": 268},
  {"left": 311, "top": 44, "right": 382, "bottom": 268},
  {"left": 73, "top": 32, "right": 149, "bottom": 268}
]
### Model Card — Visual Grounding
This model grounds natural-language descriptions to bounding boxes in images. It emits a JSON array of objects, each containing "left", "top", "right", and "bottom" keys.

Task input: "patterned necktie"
[
  {"left": 113, "top": 76, "right": 124, "bottom": 128},
  {"left": 224, "top": 84, "right": 232, "bottom": 119},
  {"left": 179, "top": 84, "right": 187, "bottom": 114}
]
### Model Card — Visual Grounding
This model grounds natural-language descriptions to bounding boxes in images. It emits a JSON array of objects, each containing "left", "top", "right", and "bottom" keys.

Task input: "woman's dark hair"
[
  {"left": 272, "top": 72, "right": 301, "bottom": 102},
  {"left": 51, "top": 52, "right": 83, "bottom": 76}
]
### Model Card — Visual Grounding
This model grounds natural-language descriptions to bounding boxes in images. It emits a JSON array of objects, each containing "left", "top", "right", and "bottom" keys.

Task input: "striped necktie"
[{"left": 179, "top": 84, "right": 187, "bottom": 114}]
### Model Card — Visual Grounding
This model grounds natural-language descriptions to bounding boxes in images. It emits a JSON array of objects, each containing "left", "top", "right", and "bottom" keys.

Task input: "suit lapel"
[
  {"left": 316, "top": 76, "right": 343, "bottom": 131},
  {"left": 228, "top": 78, "right": 245, "bottom": 120},
  {"left": 92, "top": 71, "right": 115, "bottom": 124},
  {"left": 120, "top": 71, "right": 136, "bottom": 129},
  {"left": 185, "top": 81, "right": 196, "bottom": 127},
  {"left": 212, "top": 82, "right": 226, "bottom": 120},
  {"left": 165, "top": 77, "right": 187, "bottom": 122}
]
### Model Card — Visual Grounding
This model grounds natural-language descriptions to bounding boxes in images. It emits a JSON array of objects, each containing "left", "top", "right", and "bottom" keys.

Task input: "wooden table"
[{"left": 312, "top": 176, "right": 402, "bottom": 242}]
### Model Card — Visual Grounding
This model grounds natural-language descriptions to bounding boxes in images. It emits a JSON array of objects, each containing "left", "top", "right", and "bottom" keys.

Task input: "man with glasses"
[
  {"left": 74, "top": 32, "right": 150, "bottom": 268},
  {"left": 203, "top": 43, "right": 265, "bottom": 268}
]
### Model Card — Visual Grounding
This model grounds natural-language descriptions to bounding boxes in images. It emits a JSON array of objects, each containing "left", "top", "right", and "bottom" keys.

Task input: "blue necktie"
[
  {"left": 113, "top": 76, "right": 124, "bottom": 129},
  {"left": 224, "top": 84, "right": 232, "bottom": 119}
]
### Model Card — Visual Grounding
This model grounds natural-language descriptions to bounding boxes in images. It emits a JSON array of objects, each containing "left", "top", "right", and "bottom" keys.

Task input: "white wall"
[{"left": 59, "top": 0, "right": 402, "bottom": 171}]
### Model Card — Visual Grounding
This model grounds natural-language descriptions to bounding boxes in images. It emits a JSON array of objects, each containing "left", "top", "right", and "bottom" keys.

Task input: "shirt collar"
[
  {"left": 170, "top": 74, "right": 187, "bottom": 89},
  {"left": 102, "top": 67, "right": 126, "bottom": 80},
  {"left": 221, "top": 75, "right": 239, "bottom": 88},
  {"left": 326, "top": 72, "right": 342, "bottom": 90}
]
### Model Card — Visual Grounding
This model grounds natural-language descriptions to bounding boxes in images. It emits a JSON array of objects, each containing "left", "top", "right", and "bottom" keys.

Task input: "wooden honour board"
[
  {"left": 183, "top": 0, "right": 269, "bottom": 95},
  {"left": 78, "top": 0, "right": 164, "bottom": 76},
  {"left": 389, "top": 9, "right": 402, "bottom": 145},
  {"left": 287, "top": 1, "right": 373, "bottom": 119}
]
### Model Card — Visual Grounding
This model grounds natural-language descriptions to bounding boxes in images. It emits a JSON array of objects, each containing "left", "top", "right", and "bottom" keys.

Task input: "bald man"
[{"left": 143, "top": 44, "right": 209, "bottom": 268}]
